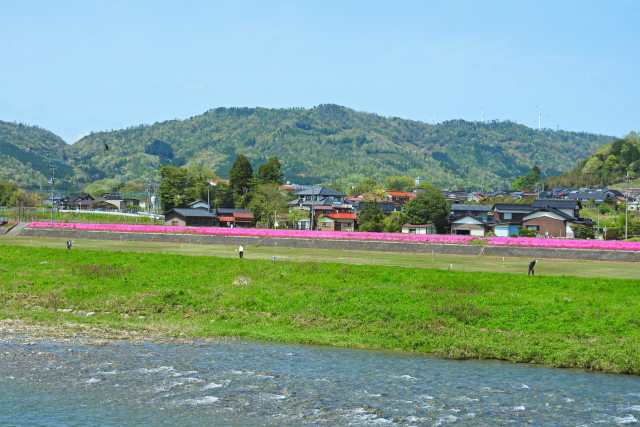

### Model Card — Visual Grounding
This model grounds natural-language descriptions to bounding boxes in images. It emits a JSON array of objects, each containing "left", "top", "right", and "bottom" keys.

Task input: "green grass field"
[
  {"left": 1, "top": 235, "right": 639, "bottom": 279},
  {"left": 1, "top": 242, "right": 640, "bottom": 374}
]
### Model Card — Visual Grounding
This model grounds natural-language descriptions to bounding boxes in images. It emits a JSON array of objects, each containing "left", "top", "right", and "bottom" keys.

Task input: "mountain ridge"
[{"left": 1, "top": 105, "right": 614, "bottom": 191}]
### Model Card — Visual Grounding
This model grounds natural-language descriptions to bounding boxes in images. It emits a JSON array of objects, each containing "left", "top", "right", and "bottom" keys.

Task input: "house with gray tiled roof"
[
  {"left": 492, "top": 203, "right": 534, "bottom": 237},
  {"left": 291, "top": 186, "right": 355, "bottom": 230},
  {"left": 164, "top": 208, "right": 218, "bottom": 227}
]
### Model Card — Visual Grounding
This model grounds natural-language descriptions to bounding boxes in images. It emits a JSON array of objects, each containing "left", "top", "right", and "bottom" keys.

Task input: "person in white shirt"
[{"left": 238, "top": 245, "right": 244, "bottom": 259}]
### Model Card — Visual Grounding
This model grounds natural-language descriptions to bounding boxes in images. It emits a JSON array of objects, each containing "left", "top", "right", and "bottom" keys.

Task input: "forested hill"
[
  {"left": 546, "top": 132, "right": 640, "bottom": 188},
  {"left": 3, "top": 105, "right": 614, "bottom": 191},
  {"left": 0, "top": 120, "right": 74, "bottom": 189}
]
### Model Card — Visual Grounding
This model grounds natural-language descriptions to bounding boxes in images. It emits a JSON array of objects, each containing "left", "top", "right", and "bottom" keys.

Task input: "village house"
[
  {"left": 449, "top": 204, "right": 492, "bottom": 236},
  {"left": 401, "top": 223, "right": 436, "bottom": 234},
  {"left": 626, "top": 188, "right": 640, "bottom": 211},
  {"left": 492, "top": 203, "right": 534, "bottom": 237},
  {"left": 319, "top": 212, "right": 357, "bottom": 232},
  {"left": 291, "top": 186, "right": 355, "bottom": 230},
  {"left": 521, "top": 207, "right": 584, "bottom": 238},
  {"left": 188, "top": 199, "right": 212, "bottom": 211},
  {"left": 60, "top": 193, "right": 94, "bottom": 210},
  {"left": 216, "top": 208, "right": 254, "bottom": 228},
  {"left": 164, "top": 208, "right": 218, "bottom": 227}
]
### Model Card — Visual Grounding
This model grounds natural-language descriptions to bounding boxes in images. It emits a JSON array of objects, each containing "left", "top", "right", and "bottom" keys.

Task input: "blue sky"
[{"left": 1, "top": 0, "right": 638, "bottom": 143}]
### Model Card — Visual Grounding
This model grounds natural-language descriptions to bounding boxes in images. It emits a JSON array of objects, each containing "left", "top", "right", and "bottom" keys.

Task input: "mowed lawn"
[{"left": 1, "top": 235, "right": 639, "bottom": 279}]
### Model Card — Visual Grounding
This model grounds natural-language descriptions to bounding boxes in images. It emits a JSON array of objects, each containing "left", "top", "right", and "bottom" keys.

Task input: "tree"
[
  {"left": 383, "top": 211, "right": 406, "bottom": 233},
  {"left": 598, "top": 203, "right": 613, "bottom": 214},
  {"left": 144, "top": 139, "right": 174, "bottom": 163},
  {"left": 208, "top": 182, "right": 234, "bottom": 210},
  {"left": 404, "top": 184, "right": 450, "bottom": 232},
  {"left": 186, "top": 165, "right": 217, "bottom": 202},
  {"left": 0, "top": 179, "right": 19, "bottom": 206},
  {"left": 384, "top": 176, "right": 414, "bottom": 192},
  {"left": 357, "top": 203, "right": 385, "bottom": 232},
  {"left": 353, "top": 178, "right": 378, "bottom": 194},
  {"left": 8, "top": 189, "right": 39, "bottom": 221},
  {"left": 248, "top": 184, "right": 289, "bottom": 228},
  {"left": 8, "top": 189, "right": 39, "bottom": 208},
  {"left": 229, "top": 155, "right": 254, "bottom": 196},
  {"left": 287, "top": 208, "right": 308, "bottom": 229},
  {"left": 511, "top": 166, "right": 542, "bottom": 191},
  {"left": 158, "top": 165, "right": 216, "bottom": 210},
  {"left": 257, "top": 157, "right": 284, "bottom": 185},
  {"left": 159, "top": 166, "right": 188, "bottom": 211}
]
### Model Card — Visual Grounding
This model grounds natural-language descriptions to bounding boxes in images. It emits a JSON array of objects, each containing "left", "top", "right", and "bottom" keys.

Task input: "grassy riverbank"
[
  {"left": 3, "top": 235, "right": 640, "bottom": 279},
  {"left": 1, "top": 245, "right": 639, "bottom": 374}
]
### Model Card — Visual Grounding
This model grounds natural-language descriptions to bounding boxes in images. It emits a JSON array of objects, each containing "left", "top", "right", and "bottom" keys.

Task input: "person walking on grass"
[
  {"left": 66, "top": 240, "right": 72, "bottom": 250},
  {"left": 238, "top": 245, "right": 244, "bottom": 259},
  {"left": 528, "top": 259, "right": 538, "bottom": 275}
]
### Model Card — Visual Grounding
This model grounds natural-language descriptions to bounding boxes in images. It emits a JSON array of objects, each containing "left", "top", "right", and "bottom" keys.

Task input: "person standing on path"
[
  {"left": 66, "top": 240, "right": 72, "bottom": 250},
  {"left": 528, "top": 259, "right": 538, "bottom": 275},
  {"left": 238, "top": 245, "right": 244, "bottom": 259}
]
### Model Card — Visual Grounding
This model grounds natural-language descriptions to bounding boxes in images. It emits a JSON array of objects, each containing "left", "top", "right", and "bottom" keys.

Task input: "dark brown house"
[{"left": 164, "top": 208, "right": 218, "bottom": 227}]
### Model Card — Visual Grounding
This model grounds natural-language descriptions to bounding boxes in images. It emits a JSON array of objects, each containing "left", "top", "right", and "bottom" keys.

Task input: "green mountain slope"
[
  {"left": 546, "top": 132, "right": 640, "bottom": 188},
  {"left": 0, "top": 121, "right": 74, "bottom": 190},
  {"left": 65, "top": 105, "right": 612, "bottom": 190},
  {"left": 2, "top": 105, "right": 614, "bottom": 191}
]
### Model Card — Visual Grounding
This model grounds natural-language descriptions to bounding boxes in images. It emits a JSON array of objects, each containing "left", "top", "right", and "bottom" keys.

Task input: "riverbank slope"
[{"left": 1, "top": 245, "right": 639, "bottom": 374}]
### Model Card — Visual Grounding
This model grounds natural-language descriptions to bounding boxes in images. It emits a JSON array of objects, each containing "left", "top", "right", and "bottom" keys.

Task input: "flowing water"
[{"left": 1, "top": 336, "right": 639, "bottom": 426}]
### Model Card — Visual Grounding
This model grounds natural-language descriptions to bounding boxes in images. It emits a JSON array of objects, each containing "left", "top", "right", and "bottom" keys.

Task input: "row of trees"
[
  {"left": 159, "top": 156, "right": 289, "bottom": 227},
  {"left": 0, "top": 179, "right": 40, "bottom": 208},
  {"left": 356, "top": 183, "right": 450, "bottom": 233}
]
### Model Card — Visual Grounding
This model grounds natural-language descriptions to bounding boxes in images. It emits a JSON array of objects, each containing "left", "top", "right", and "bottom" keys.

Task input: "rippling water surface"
[{"left": 1, "top": 337, "right": 639, "bottom": 425}]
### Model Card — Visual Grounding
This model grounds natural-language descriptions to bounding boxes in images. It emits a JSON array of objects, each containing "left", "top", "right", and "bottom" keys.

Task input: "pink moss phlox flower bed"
[
  {"left": 27, "top": 222, "right": 640, "bottom": 251},
  {"left": 27, "top": 222, "right": 476, "bottom": 244},
  {"left": 484, "top": 236, "right": 640, "bottom": 251}
]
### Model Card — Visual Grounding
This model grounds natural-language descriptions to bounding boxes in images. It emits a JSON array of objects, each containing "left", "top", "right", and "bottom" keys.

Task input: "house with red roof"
[
  {"left": 290, "top": 186, "right": 356, "bottom": 230},
  {"left": 216, "top": 208, "right": 254, "bottom": 228},
  {"left": 319, "top": 212, "right": 357, "bottom": 232}
]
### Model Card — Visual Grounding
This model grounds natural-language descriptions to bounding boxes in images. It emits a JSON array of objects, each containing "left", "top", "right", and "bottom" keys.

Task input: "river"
[{"left": 1, "top": 336, "right": 639, "bottom": 425}]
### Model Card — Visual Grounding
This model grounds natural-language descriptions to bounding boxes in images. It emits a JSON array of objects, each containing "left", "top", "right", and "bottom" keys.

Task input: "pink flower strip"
[{"left": 26, "top": 222, "right": 640, "bottom": 251}]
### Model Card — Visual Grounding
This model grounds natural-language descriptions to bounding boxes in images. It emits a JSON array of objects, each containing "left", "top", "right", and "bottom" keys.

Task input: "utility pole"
[
  {"left": 48, "top": 164, "right": 57, "bottom": 221},
  {"left": 121, "top": 167, "right": 127, "bottom": 213},
  {"left": 625, "top": 172, "right": 631, "bottom": 239},
  {"left": 145, "top": 179, "right": 152, "bottom": 214}
]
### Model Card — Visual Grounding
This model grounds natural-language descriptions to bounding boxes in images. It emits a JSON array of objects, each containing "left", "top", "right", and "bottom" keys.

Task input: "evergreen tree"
[
  {"left": 229, "top": 155, "right": 254, "bottom": 195},
  {"left": 257, "top": 157, "right": 284, "bottom": 185}
]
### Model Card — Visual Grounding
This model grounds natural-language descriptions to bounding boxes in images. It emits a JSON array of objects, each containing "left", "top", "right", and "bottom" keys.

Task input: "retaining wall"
[{"left": 16, "top": 226, "right": 640, "bottom": 262}]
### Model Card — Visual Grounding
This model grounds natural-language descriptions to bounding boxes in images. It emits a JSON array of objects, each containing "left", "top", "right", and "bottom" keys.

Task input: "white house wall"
[
  {"left": 454, "top": 217, "right": 484, "bottom": 225},
  {"left": 523, "top": 211, "right": 565, "bottom": 222},
  {"left": 494, "top": 226, "right": 509, "bottom": 237}
]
